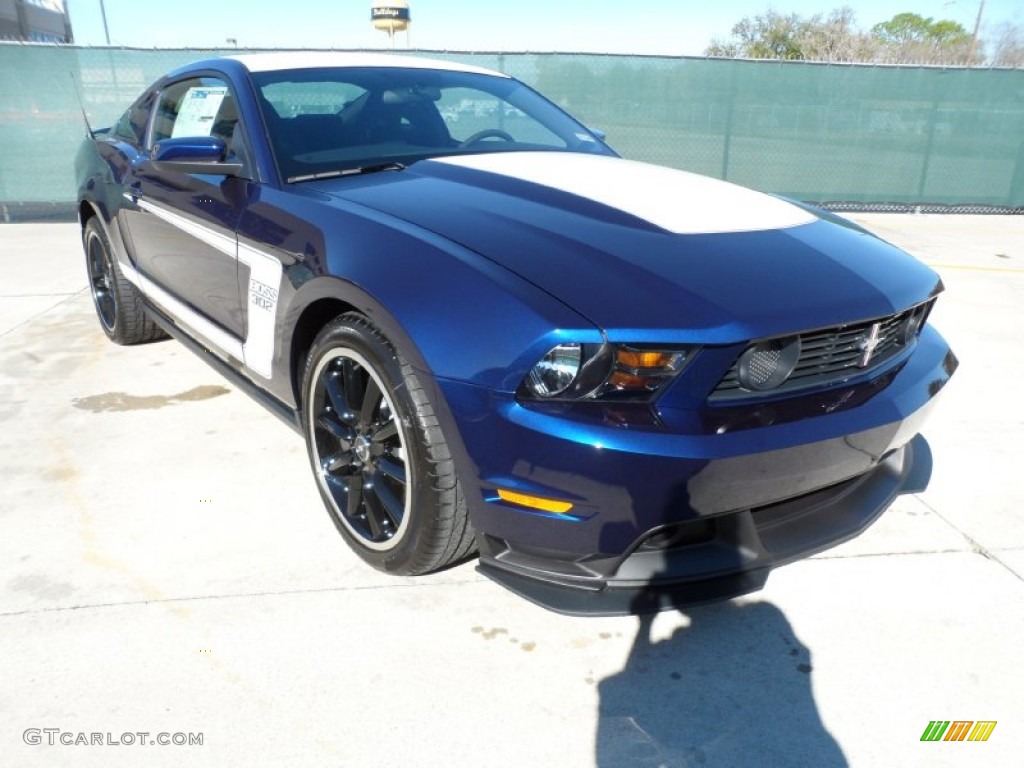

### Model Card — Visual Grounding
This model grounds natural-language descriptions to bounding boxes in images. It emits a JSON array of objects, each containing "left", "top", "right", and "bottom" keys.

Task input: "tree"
[
  {"left": 732, "top": 10, "right": 807, "bottom": 60},
  {"left": 800, "top": 7, "right": 879, "bottom": 63},
  {"left": 705, "top": 7, "right": 875, "bottom": 62},
  {"left": 871, "top": 13, "right": 973, "bottom": 63},
  {"left": 989, "top": 22, "right": 1024, "bottom": 67},
  {"left": 705, "top": 7, "right": 982, "bottom": 65},
  {"left": 706, "top": 10, "right": 806, "bottom": 60}
]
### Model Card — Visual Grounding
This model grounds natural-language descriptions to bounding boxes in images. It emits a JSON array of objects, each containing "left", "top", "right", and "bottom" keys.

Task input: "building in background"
[{"left": 0, "top": 0, "right": 73, "bottom": 43}]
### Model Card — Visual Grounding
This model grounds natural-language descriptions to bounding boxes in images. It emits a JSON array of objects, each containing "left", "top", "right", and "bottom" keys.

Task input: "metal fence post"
[
  {"left": 916, "top": 75, "right": 943, "bottom": 200},
  {"left": 1010, "top": 138, "right": 1024, "bottom": 208},
  {"left": 721, "top": 63, "right": 736, "bottom": 181}
]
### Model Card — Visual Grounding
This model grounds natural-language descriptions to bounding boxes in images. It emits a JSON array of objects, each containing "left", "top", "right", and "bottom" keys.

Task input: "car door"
[{"left": 121, "top": 74, "right": 250, "bottom": 350}]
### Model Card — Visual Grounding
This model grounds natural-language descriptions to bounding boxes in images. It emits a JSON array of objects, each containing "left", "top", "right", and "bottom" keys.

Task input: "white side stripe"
[
  {"left": 238, "top": 243, "right": 283, "bottom": 379},
  {"left": 137, "top": 199, "right": 235, "bottom": 256},
  {"left": 126, "top": 199, "right": 282, "bottom": 380},
  {"left": 129, "top": 269, "right": 245, "bottom": 362}
]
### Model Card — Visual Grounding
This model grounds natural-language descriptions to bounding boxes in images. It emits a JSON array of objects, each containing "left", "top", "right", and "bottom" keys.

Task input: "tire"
[
  {"left": 83, "top": 216, "right": 167, "bottom": 345},
  {"left": 301, "top": 312, "right": 475, "bottom": 575}
]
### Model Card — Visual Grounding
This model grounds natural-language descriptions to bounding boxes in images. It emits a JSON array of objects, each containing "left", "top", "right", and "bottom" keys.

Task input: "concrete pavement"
[{"left": 1, "top": 216, "right": 1022, "bottom": 767}]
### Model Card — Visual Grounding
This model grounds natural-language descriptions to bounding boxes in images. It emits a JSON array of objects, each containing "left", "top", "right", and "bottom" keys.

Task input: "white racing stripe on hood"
[{"left": 431, "top": 152, "right": 816, "bottom": 234}]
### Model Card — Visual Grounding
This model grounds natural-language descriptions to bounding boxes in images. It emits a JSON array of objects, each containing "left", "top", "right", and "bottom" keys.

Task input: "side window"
[
  {"left": 150, "top": 76, "right": 250, "bottom": 169},
  {"left": 151, "top": 77, "right": 238, "bottom": 146},
  {"left": 113, "top": 92, "right": 153, "bottom": 146}
]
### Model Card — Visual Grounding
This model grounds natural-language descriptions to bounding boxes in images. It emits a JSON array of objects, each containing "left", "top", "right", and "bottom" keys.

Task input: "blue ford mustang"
[{"left": 75, "top": 53, "right": 957, "bottom": 614}]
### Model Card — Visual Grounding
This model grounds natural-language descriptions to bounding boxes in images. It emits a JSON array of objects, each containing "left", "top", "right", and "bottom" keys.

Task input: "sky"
[{"left": 65, "top": 0, "right": 1020, "bottom": 56}]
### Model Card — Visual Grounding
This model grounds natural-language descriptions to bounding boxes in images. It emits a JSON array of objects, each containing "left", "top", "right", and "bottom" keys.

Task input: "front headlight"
[
  {"left": 525, "top": 343, "right": 582, "bottom": 397},
  {"left": 520, "top": 342, "right": 694, "bottom": 401}
]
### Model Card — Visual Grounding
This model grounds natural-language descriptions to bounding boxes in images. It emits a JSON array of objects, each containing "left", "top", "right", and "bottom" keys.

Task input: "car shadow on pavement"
[{"left": 596, "top": 601, "right": 847, "bottom": 767}]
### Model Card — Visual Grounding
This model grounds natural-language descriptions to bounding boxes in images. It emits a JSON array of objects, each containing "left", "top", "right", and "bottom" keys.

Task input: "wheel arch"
[
  {"left": 78, "top": 199, "right": 96, "bottom": 228},
  {"left": 288, "top": 296, "right": 358, "bottom": 409},
  {"left": 282, "top": 276, "right": 436, "bottom": 415},
  {"left": 282, "top": 277, "right": 481, "bottom": 530},
  {"left": 77, "top": 198, "right": 104, "bottom": 235}
]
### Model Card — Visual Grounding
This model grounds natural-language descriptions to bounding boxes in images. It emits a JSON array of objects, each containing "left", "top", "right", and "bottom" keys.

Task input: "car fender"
[{"left": 255, "top": 187, "right": 601, "bottom": 396}]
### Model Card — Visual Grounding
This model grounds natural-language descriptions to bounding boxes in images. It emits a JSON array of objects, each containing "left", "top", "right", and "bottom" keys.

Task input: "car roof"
[{"left": 229, "top": 52, "right": 508, "bottom": 78}]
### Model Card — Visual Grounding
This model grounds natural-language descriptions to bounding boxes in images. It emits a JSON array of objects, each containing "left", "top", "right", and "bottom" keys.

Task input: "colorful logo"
[{"left": 921, "top": 721, "right": 997, "bottom": 742}]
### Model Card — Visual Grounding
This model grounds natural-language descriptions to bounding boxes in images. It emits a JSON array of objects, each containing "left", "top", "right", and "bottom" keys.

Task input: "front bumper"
[
  {"left": 438, "top": 325, "right": 955, "bottom": 615},
  {"left": 477, "top": 434, "right": 930, "bottom": 615}
]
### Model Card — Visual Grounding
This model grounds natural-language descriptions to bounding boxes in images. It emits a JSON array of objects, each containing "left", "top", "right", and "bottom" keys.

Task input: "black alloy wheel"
[
  {"left": 302, "top": 313, "right": 475, "bottom": 575},
  {"left": 309, "top": 347, "right": 410, "bottom": 550},
  {"left": 81, "top": 217, "right": 167, "bottom": 345},
  {"left": 86, "top": 225, "right": 117, "bottom": 331}
]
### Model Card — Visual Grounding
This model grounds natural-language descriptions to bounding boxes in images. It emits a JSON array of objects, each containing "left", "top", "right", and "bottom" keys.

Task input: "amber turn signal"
[{"left": 615, "top": 348, "right": 684, "bottom": 371}]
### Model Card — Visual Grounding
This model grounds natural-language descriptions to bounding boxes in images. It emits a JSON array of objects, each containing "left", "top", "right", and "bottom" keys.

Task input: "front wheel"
[{"left": 301, "top": 313, "right": 474, "bottom": 575}]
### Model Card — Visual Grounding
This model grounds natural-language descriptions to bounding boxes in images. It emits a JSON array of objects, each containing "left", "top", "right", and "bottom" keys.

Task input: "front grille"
[{"left": 710, "top": 302, "right": 931, "bottom": 401}]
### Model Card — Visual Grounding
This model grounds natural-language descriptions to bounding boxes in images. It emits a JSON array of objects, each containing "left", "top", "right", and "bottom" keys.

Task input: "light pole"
[
  {"left": 968, "top": 0, "right": 985, "bottom": 64},
  {"left": 98, "top": 0, "right": 111, "bottom": 45}
]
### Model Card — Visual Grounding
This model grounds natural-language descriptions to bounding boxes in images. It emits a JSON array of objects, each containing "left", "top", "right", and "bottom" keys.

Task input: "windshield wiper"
[{"left": 287, "top": 162, "right": 406, "bottom": 184}]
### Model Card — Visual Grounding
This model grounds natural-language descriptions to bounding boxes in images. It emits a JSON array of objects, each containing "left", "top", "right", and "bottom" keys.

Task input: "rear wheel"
[
  {"left": 302, "top": 313, "right": 474, "bottom": 575},
  {"left": 83, "top": 217, "right": 166, "bottom": 345}
]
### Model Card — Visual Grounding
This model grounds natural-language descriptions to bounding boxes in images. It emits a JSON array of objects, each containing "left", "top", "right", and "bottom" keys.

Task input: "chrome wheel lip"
[
  {"left": 86, "top": 230, "right": 116, "bottom": 331},
  {"left": 307, "top": 346, "right": 412, "bottom": 552}
]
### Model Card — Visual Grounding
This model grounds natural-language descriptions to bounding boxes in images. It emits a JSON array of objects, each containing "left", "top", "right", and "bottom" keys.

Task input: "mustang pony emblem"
[{"left": 858, "top": 322, "right": 883, "bottom": 367}]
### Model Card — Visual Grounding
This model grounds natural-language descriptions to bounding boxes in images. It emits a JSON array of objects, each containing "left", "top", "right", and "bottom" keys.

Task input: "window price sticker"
[{"left": 172, "top": 86, "right": 228, "bottom": 138}]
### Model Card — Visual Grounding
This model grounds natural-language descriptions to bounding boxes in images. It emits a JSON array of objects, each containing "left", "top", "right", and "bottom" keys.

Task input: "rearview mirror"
[
  {"left": 382, "top": 85, "right": 441, "bottom": 104},
  {"left": 150, "top": 136, "right": 242, "bottom": 176}
]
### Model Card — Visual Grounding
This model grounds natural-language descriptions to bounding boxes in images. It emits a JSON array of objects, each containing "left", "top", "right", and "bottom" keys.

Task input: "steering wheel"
[{"left": 458, "top": 129, "right": 515, "bottom": 148}]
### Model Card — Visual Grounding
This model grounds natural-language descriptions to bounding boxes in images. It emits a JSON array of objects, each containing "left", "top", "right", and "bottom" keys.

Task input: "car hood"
[{"left": 311, "top": 152, "right": 941, "bottom": 342}]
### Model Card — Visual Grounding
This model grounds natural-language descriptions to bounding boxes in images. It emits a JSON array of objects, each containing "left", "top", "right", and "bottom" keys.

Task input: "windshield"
[{"left": 250, "top": 67, "right": 614, "bottom": 182}]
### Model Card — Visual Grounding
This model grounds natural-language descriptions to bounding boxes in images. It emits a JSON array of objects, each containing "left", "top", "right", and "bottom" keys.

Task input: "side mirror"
[
  {"left": 590, "top": 128, "right": 607, "bottom": 141},
  {"left": 150, "top": 136, "right": 242, "bottom": 176}
]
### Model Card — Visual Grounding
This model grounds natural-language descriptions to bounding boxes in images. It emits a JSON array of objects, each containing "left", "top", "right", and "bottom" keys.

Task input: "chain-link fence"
[{"left": 2, "top": 44, "right": 1022, "bottom": 220}]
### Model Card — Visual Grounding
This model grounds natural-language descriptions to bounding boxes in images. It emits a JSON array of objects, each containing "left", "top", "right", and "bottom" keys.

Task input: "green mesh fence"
[{"left": 2, "top": 44, "right": 1023, "bottom": 218}]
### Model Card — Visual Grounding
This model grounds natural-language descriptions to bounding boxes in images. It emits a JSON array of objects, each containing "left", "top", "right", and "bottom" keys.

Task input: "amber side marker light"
[{"left": 496, "top": 489, "right": 574, "bottom": 514}]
